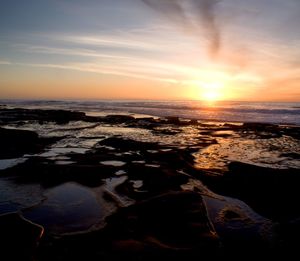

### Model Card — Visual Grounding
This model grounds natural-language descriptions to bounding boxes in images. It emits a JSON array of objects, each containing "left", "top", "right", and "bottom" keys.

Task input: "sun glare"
[
  {"left": 202, "top": 89, "right": 220, "bottom": 101},
  {"left": 200, "top": 81, "right": 224, "bottom": 102}
]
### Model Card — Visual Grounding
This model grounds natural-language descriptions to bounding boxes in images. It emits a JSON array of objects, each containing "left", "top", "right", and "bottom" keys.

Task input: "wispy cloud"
[
  {"left": 0, "top": 60, "right": 11, "bottom": 65},
  {"left": 52, "top": 34, "right": 160, "bottom": 50},
  {"left": 17, "top": 62, "right": 177, "bottom": 83},
  {"left": 12, "top": 29, "right": 195, "bottom": 82},
  {"left": 42, "top": 27, "right": 197, "bottom": 52},
  {"left": 19, "top": 44, "right": 133, "bottom": 60}
]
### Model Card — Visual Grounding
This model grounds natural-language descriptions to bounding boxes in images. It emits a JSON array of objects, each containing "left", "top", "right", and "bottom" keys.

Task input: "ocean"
[{"left": 1, "top": 99, "right": 300, "bottom": 125}]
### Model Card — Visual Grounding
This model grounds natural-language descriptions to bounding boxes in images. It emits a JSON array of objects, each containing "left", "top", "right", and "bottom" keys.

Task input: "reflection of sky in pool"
[
  {"left": 0, "top": 158, "right": 27, "bottom": 170},
  {"left": 100, "top": 160, "right": 126, "bottom": 167},
  {"left": 20, "top": 176, "right": 134, "bottom": 235},
  {"left": 23, "top": 182, "right": 105, "bottom": 235}
]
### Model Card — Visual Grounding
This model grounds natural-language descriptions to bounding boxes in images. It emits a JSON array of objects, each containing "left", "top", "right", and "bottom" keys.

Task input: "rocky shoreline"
[{"left": 0, "top": 107, "right": 299, "bottom": 260}]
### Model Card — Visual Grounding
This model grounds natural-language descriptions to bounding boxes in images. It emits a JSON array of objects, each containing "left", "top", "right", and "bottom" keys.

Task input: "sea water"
[{"left": 1, "top": 99, "right": 300, "bottom": 125}]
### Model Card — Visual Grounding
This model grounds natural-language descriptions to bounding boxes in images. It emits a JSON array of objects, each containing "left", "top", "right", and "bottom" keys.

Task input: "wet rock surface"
[{"left": 0, "top": 107, "right": 299, "bottom": 259}]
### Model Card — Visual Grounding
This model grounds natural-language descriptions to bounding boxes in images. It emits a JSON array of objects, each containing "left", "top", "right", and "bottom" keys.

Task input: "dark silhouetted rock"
[
  {"left": 189, "top": 119, "right": 198, "bottom": 125},
  {"left": 104, "top": 115, "right": 135, "bottom": 123},
  {"left": 165, "top": 116, "right": 180, "bottom": 124},
  {"left": 0, "top": 108, "right": 85, "bottom": 124},
  {"left": 106, "top": 191, "right": 219, "bottom": 259},
  {"left": 219, "top": 161, "right": 300, "bottom": 221},
  {"left": 242, "top": 122, "right": 276, "bottom": 130},
  {"left": 99, "top": 137, "right": 158, "bottom": 151},
  {"left": 0, "top": 212, "right": 43, "bottom": 259},
  {"left": 280, "top": 152, "right": 300, "bottom": 159},
  {"left": 118, "top": 164, "right": 189, "bottom": 199},
  {"left": 4, "top": 158, "right": 111, "bottom": 188},
  {"left": 0, "top": 128, "right": 59, "bottom": 159}
]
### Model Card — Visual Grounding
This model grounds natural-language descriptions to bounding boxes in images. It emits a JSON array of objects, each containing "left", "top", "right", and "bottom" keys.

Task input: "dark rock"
[
  {"left": 242, "top": 122, "right": 276, "bottom": 131},
  {"left": 151, "top": 128, "right": 181, "bottom": 135},
  {"left": 83, "top": 115, "right": 106, "bottom": 122},
  {"left": 0, "top": 126, "right": 38, "bottom": 142},
  {"left": 136, "top": 117, "right": 156, "bottom": 123},
  {"left": 165, "top": 116, "right": 180, "bottom": 124},
  {"left": 189, "top": 119, "right": 198, "bottom": 125},
  {"left": 282, "top": 126, "right": 300, "bottom": 140},
  {"left": 279, "top": 218, "right": 300, "bottom": 251},
  {"left": 118, "top": 164, "right": 189, "bottom": 199},
  {"left": 106, "top": 191, "right": 219, "bottom": 258},
  {"left": 28, "top": 193, "right": 219, "bottom": 261},
  {"left": 0, "top": 128, "right": 59, "bottom": 159},
  {"left": 99, "top": 137, "right": 158, "bottom": 151},
  {"left": 125, "top": 118, "right": 160, "bottom": 130},
  {"left": 240, "top": 122, "right": 283, "bottom": 138},
  {"left": 0, "top": 212, "right": 43, "bottom": 259},
  {"left": 2, "top": 158, "right": 111, "bottom": 188},
  {"left": 218, "top": 161, "right": 300, "bottom": 221},
  {"left": 0, "top": 108, "right": 85, "bottom": 124},
  {"left": 223, "top": 209, "right": 241, "bottom": 220},
  {"left": 223, "top": 123, "right": 242, "bottom": 129},
  {"left": 104, "top": 115, "right": 135, "bottom": 123},
  {"left": 280, "top": 152, "right": 300, "bottom": 159},
  {"left": 144, "top": 149, "right": 195, "bottom": 169}
]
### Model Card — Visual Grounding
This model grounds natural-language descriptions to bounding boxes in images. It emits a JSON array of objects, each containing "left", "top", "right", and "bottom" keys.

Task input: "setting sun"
[
  {"left": 202, "top": 89, "right": 220, "bottom": 101},
  {"left": 200, "top": 81, "right": 224, "bottom": 101}
]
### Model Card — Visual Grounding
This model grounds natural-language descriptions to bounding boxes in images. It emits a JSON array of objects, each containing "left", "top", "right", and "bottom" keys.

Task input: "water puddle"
[
  {"left": 0, "top": 158, "right": 27, "bottom": 170},
  {"left": 145, "top": 164, "right": 160, "bottom": 168},
  {"left": 132, "top": 160, "right": 146, "bottom": 164},
  {"left": 0, "top": 178, "right": 44, "bottom": 214},
  {"left": 203, "top": 195, "right": 275, "bottom": 244},
  {"left": 115, "top": 170, "right": 127, "bottom": 176},
  {"left": 23, "top": 182, "right": 105, "bottom": 235},
  {"left": 100, "top": 161, "right": 126, "bottom": 167},
  {"left": 131, "top": 180, "right": 143, "bottom": 189},
  {"left": 40, "top": 147, "right": 89, "bottom": 158},
  {"left": 54, "top": 160, "right": 76, "bottom": 165},
  {"left": 147, "top": 150, "right": 159, "bottom": 154}
]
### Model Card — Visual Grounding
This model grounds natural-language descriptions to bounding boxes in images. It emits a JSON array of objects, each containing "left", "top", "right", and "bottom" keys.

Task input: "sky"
[{"left": 0, "top": 0, "right": 299, "bottom": 101}]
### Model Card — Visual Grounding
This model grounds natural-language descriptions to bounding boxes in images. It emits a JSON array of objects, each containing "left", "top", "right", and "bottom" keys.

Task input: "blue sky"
[{"left": 0, "top": 0, "right": 299, "bottom": 101}]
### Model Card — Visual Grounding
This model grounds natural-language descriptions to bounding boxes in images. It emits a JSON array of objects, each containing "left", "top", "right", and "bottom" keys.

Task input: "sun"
[
  {"left": 200, "top": 81, "right": 224, "bottom": 102},
  {"left": 188, "top": 72, "right": 228, "bottom": 102},
  {"left": 202, "top": 89, "right": 220, "bottom": 101}
]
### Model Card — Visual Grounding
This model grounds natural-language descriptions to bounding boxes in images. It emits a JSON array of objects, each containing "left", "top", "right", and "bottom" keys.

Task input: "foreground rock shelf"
[{"left": 0, "top": 107, "right": 299, "bottom": 260}]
